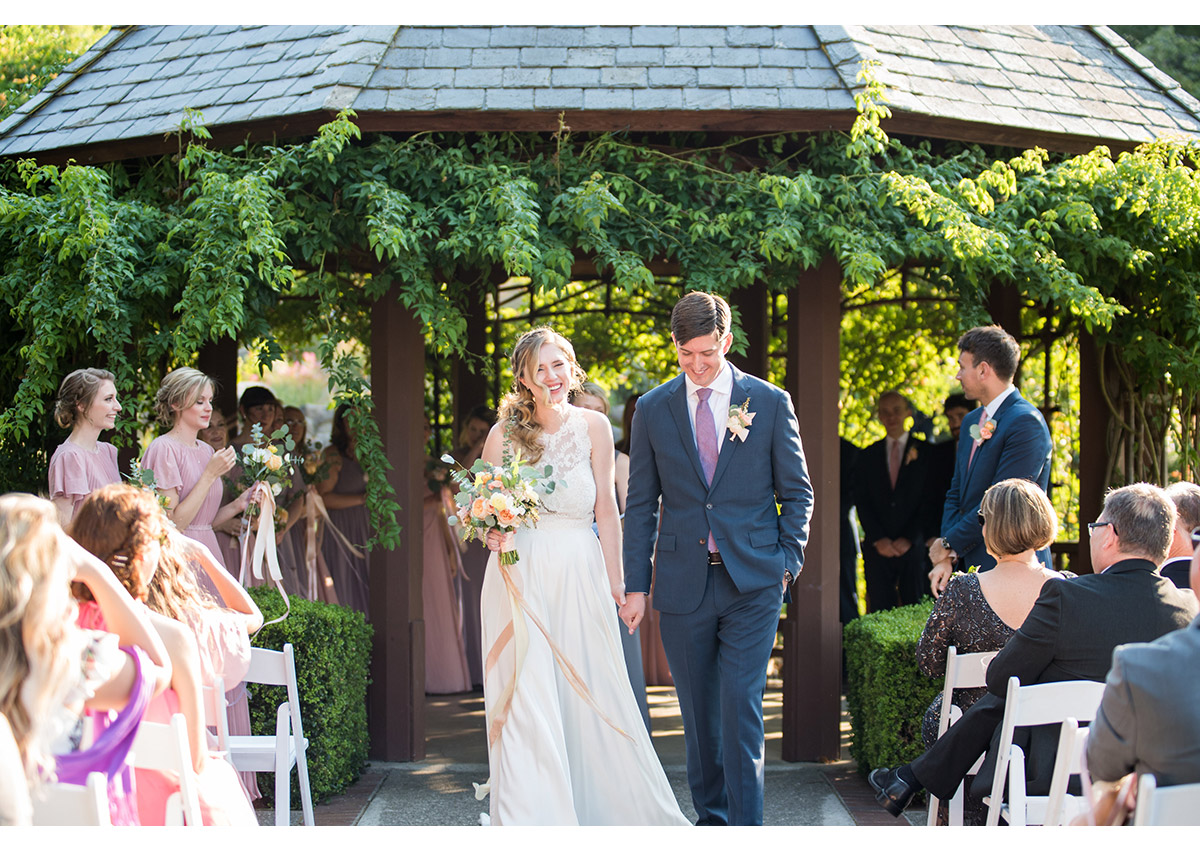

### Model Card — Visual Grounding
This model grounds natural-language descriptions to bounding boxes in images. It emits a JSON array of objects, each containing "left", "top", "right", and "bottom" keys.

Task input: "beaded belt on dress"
[
  {"left": 535, "top": 515, "right": 592, "bottom": 531},
  {"left": 186, "top": 524, "right": 213, "bottom": 532}
]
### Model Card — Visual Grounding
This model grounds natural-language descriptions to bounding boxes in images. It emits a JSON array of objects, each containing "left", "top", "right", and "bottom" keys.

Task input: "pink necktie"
[
  {"left": 889, "top": 439, "right": 901, "bottom": 489},
  {"left": 968, "top": 414, "right": 987, "bottom": 470},
  {"left": 696, "top": 388, "right": 718, "bottom": 553}
]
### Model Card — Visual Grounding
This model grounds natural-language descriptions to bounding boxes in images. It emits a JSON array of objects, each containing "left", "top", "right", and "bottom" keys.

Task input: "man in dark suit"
[
  {"left": 840, "top": 437, "right": 861, "bottom": 625},
  {"left": 922, "top": 393, "right": 975, "bottom": 554},
  {"left": 1160, "top": 482, "right": 1200, "bottom": 588},
  {"left": 1088, "top": 530, "right": 1200, "bottom": 789},
  {"left": 853, "top": 390, "right": 930, "bottom": 611},
  {"left": 928, "top": 326, "right": 1052, "bottom": 595},
  {"left": 869, "top": 483, "right": 1199, "bottom": 815},
  {"left": 621, "top": 291, "right": 813, "bottom": 826}
]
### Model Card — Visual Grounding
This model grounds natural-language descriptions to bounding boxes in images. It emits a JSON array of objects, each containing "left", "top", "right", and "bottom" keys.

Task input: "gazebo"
[{"left": 4, "top": 24, "right": 1198, "bottom": 764}]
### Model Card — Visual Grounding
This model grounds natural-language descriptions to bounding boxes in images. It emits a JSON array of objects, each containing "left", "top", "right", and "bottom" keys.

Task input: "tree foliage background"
[
  {"left": 0, "top": 34, "right": 1198, "bottom": 550},
  {"left": 0, "top": 26, "right": 108, "bottom": 121}
]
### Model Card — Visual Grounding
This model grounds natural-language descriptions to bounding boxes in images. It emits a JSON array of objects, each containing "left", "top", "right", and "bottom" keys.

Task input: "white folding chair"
[
  {"left": 926, "top": 647, "right": 999, "bottom": 825},
  {"left": 31, "top": 771, "right": 111, "bottom": 825},
  {"left": 984, "top": 676, "right": 1106, "bottom": 826},
  {"left": 1134, "top": 774, "right": 1200, "bottom": 825},
  {"left": 226, "top": 643, "right": 314, "bottom": 826},
  {"left": 202, "top": 674, "right": 231, "bottom": 752},
  {"left": 130, "top": 713, "right": 204, "bottom": 826},
  {"left": 1042, "top": 719, "right": 1090, "bottom": 824}
]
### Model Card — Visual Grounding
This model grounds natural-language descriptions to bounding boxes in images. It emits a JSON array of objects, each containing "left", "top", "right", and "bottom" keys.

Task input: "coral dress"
[
  {"left": 78, "top": 602, "right": 257, "bottom": 824},
  {"left": 423, "top": 489, "right": 473, "bottom": 694},
  {"left": 47, "top": 440, "right": 121, "bottom": 517},
  {"left": 479, "top": 407, "right": 687, "bottom": 825},
  {"left": 141, "top": 435, "right": 230, "bottom": 604}
]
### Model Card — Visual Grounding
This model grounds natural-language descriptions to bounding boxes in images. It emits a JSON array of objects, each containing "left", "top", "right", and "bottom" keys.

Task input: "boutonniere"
[
  {"left": 727, "top": 398, "right": 755, "bottom": 442},
  {"left": 904, "top": 445, "right": 919, "bottom": 465},
  {"left": 968, "top": 418, "right": 996, "bottom": 447}
]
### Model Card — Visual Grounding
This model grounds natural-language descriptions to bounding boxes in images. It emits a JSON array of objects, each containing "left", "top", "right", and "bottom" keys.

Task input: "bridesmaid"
[
  {"left": 141, "top": 368, "right": 258, "bottom": 603},
  {"left": 47, "top": 368, "right": 123, "bottom": 527},
  {"left": 423, "top": 418, "right": 472, "bottom": 694},
  {"left": 198, "top": 408, "right": 243, "bottom": 575},
  {"left": 317, "top": 404, "right": 370, "bottom": 614},
  {"left": 450, "top": 404, "right": 495, "bottom": 689}
]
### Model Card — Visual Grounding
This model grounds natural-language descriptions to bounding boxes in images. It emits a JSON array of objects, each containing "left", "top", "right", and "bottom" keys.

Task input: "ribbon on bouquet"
[
  {"left": 482, "top": 534, "right": 633, "bottom": 754},
  {"left": 238, "top": 483, "right": 290, "bottom": 627},
  {"left": 303, "top": 487, "right": 339, "bottom": 605},
  {"left": 307, "top": 488, "right": 367, "bottom": 600}
]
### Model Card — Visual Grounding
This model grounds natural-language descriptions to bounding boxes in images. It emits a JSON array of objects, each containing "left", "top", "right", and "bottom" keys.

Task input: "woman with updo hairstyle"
[
  {"left": 141, "top": 368, "right": 260, "bottom": 602},
  {"left": 914, "top": 477, "right": 1073, "bottom": 824},
  {"left": 0, "top": 493, "right": 171, "bottom": 824},
  {"left": 70, "top": 484, "right": 262, "bottom": 821},
  {"left": 48, "top": 368, "right": 123, "bottom": 527}
]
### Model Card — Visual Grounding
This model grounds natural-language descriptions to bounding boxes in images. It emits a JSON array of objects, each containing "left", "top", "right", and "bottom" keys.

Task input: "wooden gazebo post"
[
  {"left": 369, "top": 289, "right": 427, "bottom": 760},
  {"left": 782, "top": 256, "right": 843, "bottom": 762}
]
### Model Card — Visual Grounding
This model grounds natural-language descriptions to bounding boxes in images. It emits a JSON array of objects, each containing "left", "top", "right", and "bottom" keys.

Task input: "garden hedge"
[
  {"left": 244, "top": 587, "right": 373, "bottom": 808},
  {"left": 843, "top": 598, "right": 941, "bottom": 776}
]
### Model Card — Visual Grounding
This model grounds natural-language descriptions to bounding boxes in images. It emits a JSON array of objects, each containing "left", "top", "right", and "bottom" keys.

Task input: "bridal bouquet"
[{"left": 441, "top": 450, "right": 557, "bottom": 566}]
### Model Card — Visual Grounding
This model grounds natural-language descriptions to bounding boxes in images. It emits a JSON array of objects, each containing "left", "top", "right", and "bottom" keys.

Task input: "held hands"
[
  {"left": 619, "top": 592, "right": 646, "bottom": 634},
  {"left": 484, "top": 529, "right": 513, "bottom": 553},
  {"left": 874, "top": 537, "right": 898, "bottom": 558}
]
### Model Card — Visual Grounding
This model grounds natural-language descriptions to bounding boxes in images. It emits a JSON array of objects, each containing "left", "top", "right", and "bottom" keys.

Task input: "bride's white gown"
[{"left": 479, "top": 406, "right": 689, "bottom": 825}]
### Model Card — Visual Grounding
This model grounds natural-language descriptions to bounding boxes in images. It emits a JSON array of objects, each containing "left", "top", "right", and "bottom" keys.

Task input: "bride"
[{"left": 477, "top": 327, "right": 688, "bottom": 826}]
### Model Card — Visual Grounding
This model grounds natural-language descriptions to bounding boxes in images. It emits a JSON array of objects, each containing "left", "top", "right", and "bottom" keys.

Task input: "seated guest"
[
  {"left": 0, "top": 494, "right": 171, "bottom": 825},
  {"left": 1160, "top": 482, "right": 1200, "bottom": 589},
  {"left": 916, "top": 478, "right": 1072, "bottom": 823},
  {"left": 1087, "top": 529, "right": 1200, "bottom": 790},
  {"left": 869, "top": 483, "right": 1199, "bottom": 816},
  {"left": 71, "top": 484, "right": 262, "bottom": 823}
]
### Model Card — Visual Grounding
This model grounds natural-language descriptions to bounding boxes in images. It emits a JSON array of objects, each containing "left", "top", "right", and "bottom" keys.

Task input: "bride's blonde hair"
[
  {"left": 0, "top": 494, "right": 76, "bottom": 784},
  {"left": 498, "top": 327, "right": 586, "bottom": 464}
]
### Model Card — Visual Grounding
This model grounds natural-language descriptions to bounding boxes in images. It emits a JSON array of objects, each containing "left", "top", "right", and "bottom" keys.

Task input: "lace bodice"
[{"left": 535, "top": 407, "right": 596, "bottom": 529}]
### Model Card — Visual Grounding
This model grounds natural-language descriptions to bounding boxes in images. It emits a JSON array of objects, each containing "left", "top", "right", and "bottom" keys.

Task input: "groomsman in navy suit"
[
  {"left": 853, "top": 390, "right": 930, "bottom": 611},
  {"left": 927, "top": 326, "right": 1052, "bottom": 595},
  {"left": 621, "top": 291, "right": 813, "bottom": 826}
]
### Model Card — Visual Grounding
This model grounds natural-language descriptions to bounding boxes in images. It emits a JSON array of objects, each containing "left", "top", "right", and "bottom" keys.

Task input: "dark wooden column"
[
  {"left": 368, "top": 290, "right": 426, "bottom": 761},
  {"left": 1076, "top": 332, "right": 1107, "bottom": 575},
  {"left": 781, "top": 256, "right": 842, "bottom": 762},
  {"left": 453, "top": 287, "right": 492, "bottom": 430},
  {"left": 729, "top": 280, "right": 770, "bottom": 379},
  {"left": 197, "top": 335, "right": 240, "bottom": 420}
]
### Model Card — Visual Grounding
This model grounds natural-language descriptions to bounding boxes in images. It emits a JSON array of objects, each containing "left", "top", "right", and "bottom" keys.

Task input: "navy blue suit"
[
  {"left": 941, "top": 390, "right": 1052, "bottom": 571},
  {"left": 623, "top": 364, "right": 812, "bottom": 825}
]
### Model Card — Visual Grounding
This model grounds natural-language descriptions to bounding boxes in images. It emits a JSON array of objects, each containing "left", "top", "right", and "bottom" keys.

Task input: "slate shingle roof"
[{"left": 2, "top": 24, "right": 1198, "bottom": 159}]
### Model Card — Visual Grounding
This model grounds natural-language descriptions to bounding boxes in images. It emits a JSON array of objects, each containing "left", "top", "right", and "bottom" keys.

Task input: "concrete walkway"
[{"left": 264, "top": 682, "right": 918, "bottom": 827}]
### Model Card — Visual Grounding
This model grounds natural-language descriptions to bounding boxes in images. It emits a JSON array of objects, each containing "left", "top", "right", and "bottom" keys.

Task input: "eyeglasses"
[
  {"left": 1192, "top": 527, "right": 1200, "bottom": 549},
  {"left": 1088, "top": 521, "right": 1117, "bottom": 536},
  {"left": 977, "top": 510, "right": 986, "bottom": 526}
]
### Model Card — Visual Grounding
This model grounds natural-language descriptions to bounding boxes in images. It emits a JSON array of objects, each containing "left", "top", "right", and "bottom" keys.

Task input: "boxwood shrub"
[
  {"left": 843, "top": 598, "right": 941, "bottom": 776},
  {"left": 243, "top": 587, "right": 373, "bottom": 808}
]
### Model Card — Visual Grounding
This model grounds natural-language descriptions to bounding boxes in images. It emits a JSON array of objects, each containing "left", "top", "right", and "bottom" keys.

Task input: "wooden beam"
[
  {"left": 729, "top": 281, "right": 769, "bottom": 379},
  {"left": 782, "top": 256, "right": 842, "bottom": 762},
  {"left": 1076, "top": 331, "right": 1106, "bottom": 576},
  {"left": 196, "top": 335, "right": 239, "bottom": 421},
  {"left": 368, "top": 290, "right": 426, "bottom": 761},
  {"left": 6, "top": 107, "right": 1151, "bottom": 168}
]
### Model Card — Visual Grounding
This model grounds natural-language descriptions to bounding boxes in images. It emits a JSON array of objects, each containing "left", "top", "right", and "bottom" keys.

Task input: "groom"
[{"left": 621, "top": 291, "right": 813, "bottom": 825}]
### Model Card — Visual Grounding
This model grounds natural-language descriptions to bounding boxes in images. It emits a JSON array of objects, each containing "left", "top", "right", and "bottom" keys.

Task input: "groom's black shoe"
[{"left": 867, "top": 766, "right": 920, "bottom": 817}]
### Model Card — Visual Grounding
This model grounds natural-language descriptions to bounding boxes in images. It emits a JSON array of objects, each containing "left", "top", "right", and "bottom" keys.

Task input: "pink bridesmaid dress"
[
  {"left": 141, "top": 435, "right": 230, "bottom": 603},
  {"left": 47, "top": 440, "right": 121, "bottom": 516},
  {"left": 422, "top": 491, "right": 472, "bottom": 694}
]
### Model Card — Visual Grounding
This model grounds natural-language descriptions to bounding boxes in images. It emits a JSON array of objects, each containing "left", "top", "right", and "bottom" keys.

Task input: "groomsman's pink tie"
[
  {"left": 888, "top": 439, "right": 901, "bottom": 488},
  {"left": 696, "top": 388, "right": 718, "bottom": 553},
  {"left": 967, "top": 414, "right": 988, "bottom": 470}
]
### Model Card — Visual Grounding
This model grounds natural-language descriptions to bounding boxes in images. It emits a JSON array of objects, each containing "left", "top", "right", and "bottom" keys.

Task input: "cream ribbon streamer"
[
  {"left": 303, "top": 488, "right": 341, "bottom": 604},
  {"left": 477, "top": 533, "right": 633, "bottom": 799},
  {"left": 238, "top": 483, "right": 290, "bottom": 626}
]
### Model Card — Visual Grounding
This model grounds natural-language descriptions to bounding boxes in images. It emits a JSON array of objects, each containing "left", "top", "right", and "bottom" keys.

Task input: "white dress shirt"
[
  {"left": 982, "top": 385, "right": 1016, "bottom": 422},
  {"left": 684, "top": 363, "right": 734, "bottom": 459}
]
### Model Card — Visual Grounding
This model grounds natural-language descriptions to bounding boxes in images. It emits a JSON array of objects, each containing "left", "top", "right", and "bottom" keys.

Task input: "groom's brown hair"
[{"left": 671, "top": 291, "right": 731, "bottom": 344}]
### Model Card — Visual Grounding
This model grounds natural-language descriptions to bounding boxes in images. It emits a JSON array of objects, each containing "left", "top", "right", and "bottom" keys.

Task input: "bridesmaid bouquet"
[
  {"left": 441, "top": 451, "right": 557, "bottom": 566},
  {"left": 237, "top": 422, "right": 298, "bottom": 529}
]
